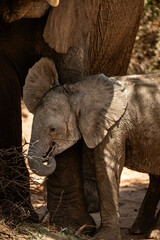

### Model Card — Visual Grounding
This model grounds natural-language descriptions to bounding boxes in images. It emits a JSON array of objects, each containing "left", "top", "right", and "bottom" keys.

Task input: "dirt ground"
[{"left": 21, "top": 100, "right": 159, "bottom": 240}]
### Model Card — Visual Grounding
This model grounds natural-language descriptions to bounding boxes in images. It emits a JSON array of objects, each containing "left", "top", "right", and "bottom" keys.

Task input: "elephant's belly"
[{"left": 124, "top": 137, "right": 160, "bottom": 176}]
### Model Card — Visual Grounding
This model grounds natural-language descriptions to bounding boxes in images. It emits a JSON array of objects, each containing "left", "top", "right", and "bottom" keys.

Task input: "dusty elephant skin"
[
  {"left": 23, "top": 61, "right": 160, "bottom": 240},
  {"left": 0, "top": 0, "right": 144, "bottom": 230}
]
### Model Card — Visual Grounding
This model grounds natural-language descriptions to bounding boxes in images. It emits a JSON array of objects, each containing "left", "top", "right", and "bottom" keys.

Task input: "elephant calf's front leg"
[{"left": 94, "top": 134, "right": 124, "bottom": 240}]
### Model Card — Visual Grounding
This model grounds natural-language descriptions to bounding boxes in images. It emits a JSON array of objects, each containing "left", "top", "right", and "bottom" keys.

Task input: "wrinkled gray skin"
[{"left": 23, "top": 57, "right": 160, "bottom": 240}]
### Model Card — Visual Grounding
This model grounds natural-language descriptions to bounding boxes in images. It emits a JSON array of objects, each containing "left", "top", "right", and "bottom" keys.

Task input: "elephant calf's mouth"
[{"left": 42, "top": 142, "right": 55, "bottom": 164}]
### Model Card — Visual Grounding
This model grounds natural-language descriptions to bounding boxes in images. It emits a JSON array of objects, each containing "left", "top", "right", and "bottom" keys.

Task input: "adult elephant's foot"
[
  {"left": 94, "top": 227, "right": 122, "bottom": 240},
  {"left": 47, "top": 183, "right": 96, "bottom": 235},
  {"left": 48, "top": 190, "right": 96, "bottom": 235}
]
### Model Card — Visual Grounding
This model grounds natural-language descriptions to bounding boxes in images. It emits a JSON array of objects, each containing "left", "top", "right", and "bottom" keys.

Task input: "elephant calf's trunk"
[{"left": 28, "top": 155, "right": 56, "bottom": 176}]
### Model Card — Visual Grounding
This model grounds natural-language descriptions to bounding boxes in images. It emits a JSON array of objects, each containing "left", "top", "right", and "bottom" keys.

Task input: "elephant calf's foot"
[{"left": 94, "top": 227, "right": 122, "bottom": 240}]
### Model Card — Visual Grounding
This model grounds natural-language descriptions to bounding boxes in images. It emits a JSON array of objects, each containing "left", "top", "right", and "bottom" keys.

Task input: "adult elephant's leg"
[
  {"left": 47, "top": 41, "right": 95, "bottom": 231},
  {"left": 131, "top": 174, "right": 160, "bottom": 234},
  {"left": 47, "top": 141, "right": 95, "bottom": 232},
  {"left": 88, "top": 0, "right": 144, "bottom": 76},
  {"left": 0, "top": 57, "right": 38, "bottom": 222}
]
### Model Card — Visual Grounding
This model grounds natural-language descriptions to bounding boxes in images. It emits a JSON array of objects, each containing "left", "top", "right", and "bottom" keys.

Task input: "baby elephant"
[{"left": 23, "top": 57, "right": 160, "bottom": 240}]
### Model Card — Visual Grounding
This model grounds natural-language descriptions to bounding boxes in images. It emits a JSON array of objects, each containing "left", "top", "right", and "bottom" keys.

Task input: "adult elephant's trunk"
[{"left": 28, "top": 146, "right": 56, "bottom": 176}]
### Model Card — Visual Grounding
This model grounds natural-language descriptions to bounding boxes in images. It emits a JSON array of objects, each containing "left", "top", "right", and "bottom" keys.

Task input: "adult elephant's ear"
[
  {"left": 68, "top": 74, "right": 128, "bottom": 148},
  {"left": 23, "top": 57, "right": 59, "bottom": 114},
  {"left": 43, "top": 0, "right": 100, "bottom": 53}
]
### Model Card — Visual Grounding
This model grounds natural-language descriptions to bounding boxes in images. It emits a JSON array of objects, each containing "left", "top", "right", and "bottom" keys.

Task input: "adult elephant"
[
  {"left": 0, "top": 0, "right": 58, "bottom": 222},
  {"left": 0, "top": 0, "right": 144, "bottom": 229}
]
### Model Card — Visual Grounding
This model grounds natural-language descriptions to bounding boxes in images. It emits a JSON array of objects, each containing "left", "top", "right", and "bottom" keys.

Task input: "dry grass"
[
  {"left": 0, "top": 147, "right": 94, "bottom": 240},
  {"left": 0, "top": 220, "right": 94, "bottom": 240}
]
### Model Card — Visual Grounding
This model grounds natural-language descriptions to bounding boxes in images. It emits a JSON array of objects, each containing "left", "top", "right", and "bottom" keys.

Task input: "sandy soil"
[{"left": 21, "top": 100, "right": 157, "bottom": 240}]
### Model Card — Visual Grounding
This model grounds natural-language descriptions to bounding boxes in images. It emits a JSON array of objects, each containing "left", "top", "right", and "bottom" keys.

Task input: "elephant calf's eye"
[{"left": 50, "top": 127, "right": 56, "bottom": 132}]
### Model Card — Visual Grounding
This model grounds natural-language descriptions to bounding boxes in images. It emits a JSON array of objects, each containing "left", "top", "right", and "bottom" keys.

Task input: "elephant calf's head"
[
  {"left": 23, "top": 57, "right": 127, "bottom": 176},
  {"left": 23, "top": 58, "right": 81, "bottom": 176}
]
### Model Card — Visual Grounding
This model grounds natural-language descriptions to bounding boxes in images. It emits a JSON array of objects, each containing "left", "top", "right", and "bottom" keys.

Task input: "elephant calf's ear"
[
  {"left": 23, "top": 57, "right": 59, "bottom": 114},
  {"left": 69, "top": 75, "right": 128, "bottom": 148}
]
